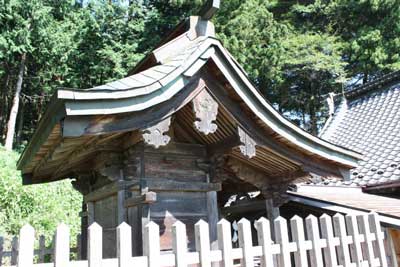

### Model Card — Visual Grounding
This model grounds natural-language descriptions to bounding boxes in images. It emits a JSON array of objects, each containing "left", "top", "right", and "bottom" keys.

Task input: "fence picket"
[
  {"left": 6, "top": 212, "right": 390, "bottom": 267},
  {"left": 218, "top": 219, "right": 233, "bottom": 267},
  {"left": 117, "top": 222, "right": 132, "bottom": 267},
  {"left": 357, "top": 215, "right": 377, "bottom": 266},
  {"left": 255, "top": 217, "right": 275, "bottom": 267},
  {"left": 238, "top": 218, "right": 254, "bottom": 267},
  {"left": 346, "top": 215, "right": 365, "bottom": 267},
  {"left": 173, "top": 221, "right": 188, "bottom": 267},
  {"left": 319, "top": 214, "right": 339, "bottom": 267},
  {"left": 368, "top": 213, "right": 388, "bottom": 267},
  {"left": 144, "top": 221, "right": 160, "bottom": 267},
  {"left": 88, "top": 223, "right": 102, "bottom": 267},
  {"left": 274, "top": 216, "right": 295, "bottom": 267},
  {"left": 55, "top": 223, "right": 70, "bottom": 267},
  {"left": 195, "top": 220, "right": 211, "bottom": 267},
  {"left": 17, "top": 224, "right": 35, "bottom": 267},
  {"left": 290, "top": 215, "right": 309, "bottom": 267},
  {"left": 333, "top": 213, "right": 352, "bottom": 267},
  {"left": 306, "top": 215, "right": 324, "bottom": 267}
]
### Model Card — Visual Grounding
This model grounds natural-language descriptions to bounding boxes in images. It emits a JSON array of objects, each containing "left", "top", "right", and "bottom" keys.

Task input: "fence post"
[
  {"left": 319, "top": 214, "right": 338, "bottom": 267},
  {"left": 218, "top": 219, "right": 233, "bottom": 267},
  {"left": 117, "top": 222, "right": 132, "bottom": 267},
  {"left": 305, "top": 215, "right": 324, "bottom": 267},
  {"left": 255, "top": 217, "right": 274, "bottom": 267},
  {"left": 345, "top": 215, "right": 365, "bottom": 267},
  {"left": 357, "top": 214, "right": 376, "bottom": 266},
  {"left": 143, "top": 222, "right": 160, "bottom": 267},
  {"left": 55, "top": 223, "right": 70, "bottom": 267},
  {"left": 274, "top": 216, "right": 293, "bottom": 267},
  {"left": 17, "top": 224, "right": 35, "bottom": 267},
  {"left": 11, "top": 236, "right": 18, "bottom": 265},
  {"left": 238, "top": 218, "right": 254, "bottom": 267},
  {"left": 369, "top": 212, "right": 388, "bottom": 267},
  {"left": 38, "top": 235, "right": 46, "bottom": 263},
  {"left": 195, "top": 220, "right": 211, "bottom": 267},
  {"left": 333, "top": 213, "right": 352, "bottom": 267},
  {"left": 0, "top": 236, "right": 3, "bottom": 266},
  {"left": 76, "top": 234, "right": 82, "bottom": 260},
  {"left": 290, "top": 215, "right": 309, "bottom": 267},
  {"left": 88, "top": 223, "right": 102, "bottom": 267}
]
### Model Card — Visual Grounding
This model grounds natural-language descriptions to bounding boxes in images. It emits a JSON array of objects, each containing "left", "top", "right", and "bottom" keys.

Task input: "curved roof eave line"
[
  {"left": 207, "top": 42, "right": 362, "bottom": 166},
  {"left": 58, "top": 37, "right": 211, "bottom": 101},
  {"left": 61, "top": 36, "right": 361, "bottom": 165}
]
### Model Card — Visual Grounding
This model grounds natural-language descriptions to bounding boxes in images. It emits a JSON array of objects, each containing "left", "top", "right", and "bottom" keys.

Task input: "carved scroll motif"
[
  {"left": 238, "top": 127, "right": 256, "bottom": 158},
  {"left": 192, "top": 90, "right": 219, "bottom": 135},
  {"left": 142, "top": 117, "right": 171, "bottom": 148}
]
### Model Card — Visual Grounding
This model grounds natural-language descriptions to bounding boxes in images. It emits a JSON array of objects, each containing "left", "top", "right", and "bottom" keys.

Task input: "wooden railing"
[{"left": 5, "top": 212, "right": 393, "bottom": 266}]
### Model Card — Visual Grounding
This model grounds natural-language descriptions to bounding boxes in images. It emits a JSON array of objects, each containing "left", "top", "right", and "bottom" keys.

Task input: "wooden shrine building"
[{"left": 17, "top": 1, "right": 361, "bottom": 258}]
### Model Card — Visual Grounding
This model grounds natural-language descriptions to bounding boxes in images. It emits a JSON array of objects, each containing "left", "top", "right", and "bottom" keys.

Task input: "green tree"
[
  {"left": 288, "top": 0, "right": 400, "bottom": 83},
  {"left": 216, "top": 0, "right": 346, "bottom": 133},
  {"left": 0, "top": 146, "right": 82, "bottom": 238},
  {"left": 0, "top": 0, "right": 79, "bottom": 149}
]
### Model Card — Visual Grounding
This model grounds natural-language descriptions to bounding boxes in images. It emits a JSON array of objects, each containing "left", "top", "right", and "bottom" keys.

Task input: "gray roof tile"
[{"left": 320, "top": 72, "right": 400, "bottom": 186}]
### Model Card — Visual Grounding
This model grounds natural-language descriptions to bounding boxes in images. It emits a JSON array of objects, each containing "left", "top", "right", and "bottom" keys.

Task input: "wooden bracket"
[
  {"left": 142, "top": 117, "right": 171, "bottom": 148},
  {"left": 238, "top": 127, "right": 256, "bottom": 158},
  {"left": 124, "top": 191, "right": 157, "bottom": 208},
  {"left": 192, "top": 90, "right": 219, "bottom": 135}
]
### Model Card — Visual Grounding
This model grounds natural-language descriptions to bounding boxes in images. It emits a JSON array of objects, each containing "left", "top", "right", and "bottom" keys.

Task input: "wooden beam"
[
  {"left": 124, "top": 192, "right": 157, "bottom": 208},
  {"left": 84, "top": 180, "right": 139, "bottom": 203},
  {"left": 140, "top": 178, "right": 221, "bottom": 192},
  {"left": 221, "top": 200, "right": 266, "bottom": 215},
  {"left": 63, "top": 75, "right": 205, "bottom": 137},
  {"left": 206, "top": 134, "right": 240, "bottom": 155}
]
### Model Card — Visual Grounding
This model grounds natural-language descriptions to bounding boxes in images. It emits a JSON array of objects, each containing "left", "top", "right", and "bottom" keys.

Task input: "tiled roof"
[{"left": 320, "top": 72, "right": 400, "bottom": 186}]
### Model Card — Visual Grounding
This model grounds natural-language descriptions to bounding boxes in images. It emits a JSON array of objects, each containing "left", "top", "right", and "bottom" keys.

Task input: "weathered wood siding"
[{"left": 125, "top": 142, "right": 216, "bottom": 253}]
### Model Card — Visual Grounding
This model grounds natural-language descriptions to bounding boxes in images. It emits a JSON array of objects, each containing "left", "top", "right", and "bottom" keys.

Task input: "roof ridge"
[{"left": 345, "top": 70, "right": 400, "bottom": 99}]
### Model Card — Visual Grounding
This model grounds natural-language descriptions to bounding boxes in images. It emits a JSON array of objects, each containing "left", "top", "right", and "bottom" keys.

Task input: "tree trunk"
[
  {"left": 5, "top": 53, "right": 26, "bottom": 150},
  {"left": 0, "top": 69, "right": 10, "bottom": 141},
  {"left": 16, "top": 101, "right": 24, "bottom": 147}
]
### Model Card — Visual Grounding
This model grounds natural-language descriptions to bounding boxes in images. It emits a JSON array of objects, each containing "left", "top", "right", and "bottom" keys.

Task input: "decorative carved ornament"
[
  {"left": 192, "top": 90, "right": 219, "bottom": 135},
  {"left": 142, "top": 117, "right": 171, "bottom": 148},
  {"left": 238, "top": 127, "right": 256, "bottom": 158}
]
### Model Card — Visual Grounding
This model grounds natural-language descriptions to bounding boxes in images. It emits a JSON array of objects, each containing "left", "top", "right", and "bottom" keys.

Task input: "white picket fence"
[
  {"left": 12, "top": 212, "right": 390, "bottom": 267},
  {"left": 0, "top": 234, "right": 81, "bottom": 266}
]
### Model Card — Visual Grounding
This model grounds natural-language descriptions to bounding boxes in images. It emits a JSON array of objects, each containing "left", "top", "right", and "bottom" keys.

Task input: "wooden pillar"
[
  {"left": 87, "top": 202, "right": 95, "bottom": 225},
  {"left": 265, "top": 198, "right": 280, "bottom": 239},
  {"left": 117, "top": 170, "right": 127, "bottom": 224},
  {"left": 206, "top": 174, "right": 218, "bottom": 244},
  {"left": 265, "top": 198, "right": 280, "bottom": 221},
  {"left": 80, "top": 201, "right": 88, "bottom": 260}
]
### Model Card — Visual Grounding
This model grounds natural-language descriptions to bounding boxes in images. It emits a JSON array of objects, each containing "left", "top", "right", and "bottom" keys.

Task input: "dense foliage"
[
  {"left": 0, "top": 146, "right": 82, "bottom": 237},
  {"left": 1, "top": 0, "right": 400, "bottom": 146}
]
